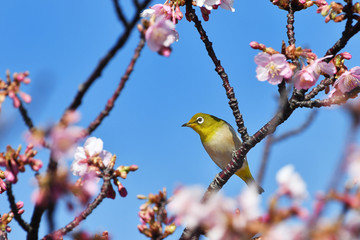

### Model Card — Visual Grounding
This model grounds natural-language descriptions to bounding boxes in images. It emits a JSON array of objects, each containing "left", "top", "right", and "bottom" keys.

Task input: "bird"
[{"left": 182, "top": 113, "right": 264, "bottom": 194}]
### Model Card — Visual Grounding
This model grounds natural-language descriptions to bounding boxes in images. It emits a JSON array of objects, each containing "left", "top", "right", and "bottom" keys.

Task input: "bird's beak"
[{"left": 181, "top": 122, "right": 189, "bottom": 127}]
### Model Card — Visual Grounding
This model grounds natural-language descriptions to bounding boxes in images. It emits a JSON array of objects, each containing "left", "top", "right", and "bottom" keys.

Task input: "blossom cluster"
[
  {"left": 0, "top": 201, "right": 24, "bottom": 234},
  {"left": 251, "top": 42, "right": 360, "bottom": 98},
  {"left": 137, "top": 188, "right": 176, "bottom": 239},
  {"left": 140, "top": 0, "right": 235, "bottom": 56},
  {"left": 30, "top": 136, "right": 138, "bottom": 209},
  {"left": 0, "top": 144, "right": 42, "bottom": 187},
  {"left": 70, "top": 137, "right": 138, "bottom": 199},
  {"left": 0, "top": 70, "right": 31, "bottom": 111},
  {"left": 271, "top": 0, "right": 358, "bottom": 24},
  {"left": 139, "top": 0, "right": 359, "bottom": 57},
  {"left": 166, "top": 163, "right": 360, "bottom": 239}
]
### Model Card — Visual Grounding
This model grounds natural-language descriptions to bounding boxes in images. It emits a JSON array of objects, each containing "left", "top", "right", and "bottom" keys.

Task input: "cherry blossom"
[
  {"left": 220, "top": 0, "right": 235, "bottom": 12},
  {"left": 169, "top": 185, "right": 262, "bottom": 240},
  {"left": 195, "top": 0, "right": 221, "bottom": 11},
  {"left": 70, "top": 137, "right": 112, "bottom": 177},
  {"left": 333, "top": 66, "right": 360, "bottom": 94},
  {"left": 255, "top": 52, "right": 293, "bottom": 85},
  {"left": 276, "top": 164, "right": 308, "bottom": 201},
  {"left": 293, "top": 56, "right": 336, "bottom": 90},
  {"left": 145, "top": 16, "right": 179, "bottom": 57}
]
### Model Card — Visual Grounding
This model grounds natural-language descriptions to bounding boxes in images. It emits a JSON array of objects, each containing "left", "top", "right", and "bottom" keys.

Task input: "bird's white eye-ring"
[{"left": 197, "top": 116, "right": 204, "bottom": 124}]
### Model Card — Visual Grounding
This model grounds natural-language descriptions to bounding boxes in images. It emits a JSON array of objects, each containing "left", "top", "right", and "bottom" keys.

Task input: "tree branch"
[
  {"left": 293, "top": 87, "right": 360, "bottom": 108},
  {"left": 274, "top": 110, "right": 317, "bottom": 142},
  {"left": 61, "top": 0, "right": 151, "bottom": 120},
  {"left": 304, "top": 77, "right": 334, "bottom": 101},
  {"left": 84, "top": 33, "right": 146, "bottom": 135},
  {"left": 325, "top": 11, "right": 360, "bottom": 58},
  {"left": 6, "top": 182, "right": 31, "bottom": 232},
  {"left": 18, "top": 100, "right": 34, "bottom": 130},
  {"left": 286, "top": 0, "right": 296, "bottom": 46},
  {"left": 112, "top": 0, "right": 129, "bottom": 27},
  {"left": 133, "top": 0, "right": 141, "bottom": 9},
  {"left": 42, "top": 178, "right": 111, "bottom": 239},
  {"left": 185, "top": 0, "right": 249, "bottom": 142}
]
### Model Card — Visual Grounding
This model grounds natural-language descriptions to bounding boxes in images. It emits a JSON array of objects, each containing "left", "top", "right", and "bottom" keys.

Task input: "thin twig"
[
  {"left": 133, "top": 0, "right": 141, "bottom": 9},
  {"left": 307, "top": 112, "right": 358, "bottom": 229},
  {"left": 27, "top": 205, "right": 46, "bottom": 240},
  {"left": 293, "top": 87, "right": 360, "bottom": 108},
  {"left": 42, "top": 178, "right": 111, "bottom": 239},
  {"left": 27, "top": 156, "right": 58, "bottom": 240},
  {"left": 256, "top": 135, "right": 273, "bottom": 185},
  {"left": 325, "top": 3, "right": 359, "bottom": 58},
  {"left": 185, "top": 0, "right": 249, "bottom": 142},
  {"left": 304, "top": 77, "right": 334, "bottom": 101},
  {"left": 112, "top": 0, "right": 129, "bottom": 27},
  {"left": 85, "top": 33, "right": 146, "bottom": 135},
  {"left": 18, "top": 100, "right": 34, "bottom": 130},
  {"left": 5, "top": 182, "right": 31, "bottom": 232},
  {"left": 286, "top": 0, "right": 296, "bottom": 46},
  {"left": 61, "top": 0, "right": 151, "bottom": 120},
  {"left": 274, "top": 110, "right": 317, "bottom": 142},
  {"left": 257, "top": 111, "right": 317, "bottom": 184}
]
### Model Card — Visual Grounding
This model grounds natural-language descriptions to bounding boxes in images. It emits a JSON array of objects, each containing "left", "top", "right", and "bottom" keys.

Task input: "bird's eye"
[{"left": 197, "top": 117, "right": 204, "bottom": 124}]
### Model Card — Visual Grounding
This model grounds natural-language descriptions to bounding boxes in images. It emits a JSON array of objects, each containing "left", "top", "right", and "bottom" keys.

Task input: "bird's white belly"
[{"left": 202, "top": 136, "right": 236, "bottom": 170}]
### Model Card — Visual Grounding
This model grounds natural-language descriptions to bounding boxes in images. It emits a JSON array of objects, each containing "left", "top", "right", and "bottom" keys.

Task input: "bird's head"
[{"left": 182, "top": 113, "right": 223, "bottom": 140}]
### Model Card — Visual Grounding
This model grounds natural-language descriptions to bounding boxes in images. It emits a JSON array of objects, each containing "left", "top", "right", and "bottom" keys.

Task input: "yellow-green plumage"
[{"left": 182, "top": 113, "right": 264, "bottom": 194}]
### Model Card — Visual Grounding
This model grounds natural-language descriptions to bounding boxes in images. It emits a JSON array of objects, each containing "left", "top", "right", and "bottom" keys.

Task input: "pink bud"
[
  {"left": 19, "top": 91, "right": 32, "bottom": 103},
  {"left": 23, "top": 78, "right": 31, "bottom": 84},
  {"left": 6, "top": 226, "right": 11, "bottom": 233},
  {"left": 340, "top": 52, "right": 352, "bottom": 60},
  {"left": 17, "top": 209, "right": 25, "bottom": 215},
  {"left": 5, "top": 171, "right": 16, "bottom": 183},
  {"left": 8, "top": 91, "right": 15, "bottom": 98},
  {"left": 250, "top": 41, "right": 259, "bottom": 48},
  {"left": 159, "top": 47, "right": 171, "bottom": 57},
  {"left": 117, "top": 182, "right": 128, "bottom": 197},
  {"left": 0, "top": 179, "right": 6, "bottom": 193},
  {"left": 12, "top": 95, "right": 21, "bottom": 108},
  {"left": 25, "top": 144, "right": 34, "bottom": 152},
  {"left": 137, "top": 224, "right": 146, "bottom": 232},
  {"left": 16, "top": 201, "right": 24, "bottom": 209},
  {"left": 129, "top": 164, "right": 139, "bottom": 171},
  {"left": 14, "top": 73, "right": 24, "bottom": 82},
  {"left": 31, "top": 159, "right": 43, "bottom": 171}
]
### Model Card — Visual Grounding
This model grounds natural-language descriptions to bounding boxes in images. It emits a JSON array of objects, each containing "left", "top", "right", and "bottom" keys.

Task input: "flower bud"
[
  {"left": 340, "top": 52, "right": 352, "bottom": 60},
  {"left": 16, "top": 201, "right": 24, "bottom": 209},
  {"left": 129, "top": 164, "right": 139, "bottom": 171},
  {"left": 17, "top": 209, "right": 25, "bottom": 215}
]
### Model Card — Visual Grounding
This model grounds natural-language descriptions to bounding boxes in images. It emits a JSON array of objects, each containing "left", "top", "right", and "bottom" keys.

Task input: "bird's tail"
[{"left": 235, "top": 166, "right": 264, "bottom": 194}]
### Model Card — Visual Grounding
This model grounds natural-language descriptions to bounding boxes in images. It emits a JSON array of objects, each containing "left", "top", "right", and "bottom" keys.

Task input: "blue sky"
[{"left": 1, "top": 1, "right": 360, "bottom": 239}]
